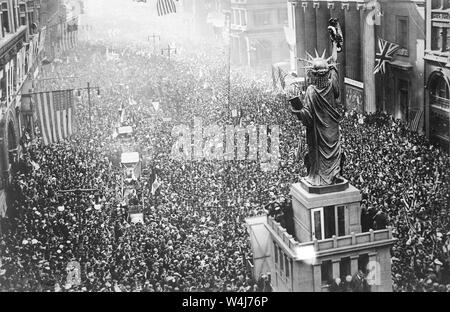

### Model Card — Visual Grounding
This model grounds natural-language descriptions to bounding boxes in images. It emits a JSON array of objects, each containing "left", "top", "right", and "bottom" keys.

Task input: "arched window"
[
  {"left": 428, "top": 72, "right": 450, "bottom": 147},
  {"left": 429, "top": 73, "right": 450, "bottom": 110},
  {"left": 432, "top": 0, "right": 444, "bottom": 10}
]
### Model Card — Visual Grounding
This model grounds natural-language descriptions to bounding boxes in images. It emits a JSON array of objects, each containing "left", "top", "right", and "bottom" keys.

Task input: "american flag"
[
  {"left": 59, "top": 17, "right": 79, "bottom": 52},
  {"left": 271, "top": 65, "right": 288, "bottom": 91},
  {"left": 374, "top": 38, "right": 400, "bottom": 75},
  {"left": 34, "top": 90, "right": 75, "bottom": 145},
  {"left": 407, "top": 109, "right": 424, "bottom": 133},
  {"left": 157, "top": 0, "right": 178, "bottom": 16}
]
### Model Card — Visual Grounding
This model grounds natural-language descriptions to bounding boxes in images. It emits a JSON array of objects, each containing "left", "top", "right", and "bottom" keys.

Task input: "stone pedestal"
[{"left": 290, "top": 182, "right": 362, "bottom": 243}]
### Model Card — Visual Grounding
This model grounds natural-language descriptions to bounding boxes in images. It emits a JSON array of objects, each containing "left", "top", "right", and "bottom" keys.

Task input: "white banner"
[
  {"left": 130, "top": 213, "right": 144, "bottom": 224},
  {"left": 0, "top": 190, "right": 7, "bottom": 218}
]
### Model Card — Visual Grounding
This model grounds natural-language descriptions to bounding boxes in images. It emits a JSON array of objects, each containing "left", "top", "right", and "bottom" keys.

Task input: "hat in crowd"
[{"left": 434, "top": 259, "right": 443, "bottom": 266}]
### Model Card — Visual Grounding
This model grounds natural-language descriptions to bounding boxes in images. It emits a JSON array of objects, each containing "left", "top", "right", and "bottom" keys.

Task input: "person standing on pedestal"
[{"left": 288, "top": 20, "right": 344, "bottom": 186}]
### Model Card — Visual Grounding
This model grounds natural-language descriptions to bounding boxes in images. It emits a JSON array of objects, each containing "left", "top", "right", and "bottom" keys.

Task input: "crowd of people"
[{"left": 0, "top": 33, "right": 449, "bottom": 292}]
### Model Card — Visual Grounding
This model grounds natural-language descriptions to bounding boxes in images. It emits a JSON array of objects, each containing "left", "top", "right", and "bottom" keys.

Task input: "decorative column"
[
  {"left": 332, "top": 259, "right": 340, "bottom": 280},
  {"left": 245, "top": 36, "right": 252, "bottom": 67},
  {"left": 315, "top": 3, "right": 330, "bottom": 56},
  {"left": 287, "top": 2, "right": 297, "bottom": 72},
  {"left": 313, "top": 263, "right": 322, "bottom": 292},
  {"left": 350, "top": 255, "right": 359, "bottom": 275},
  {"left": 344, "top": 4, "right": 361, "bottom": 81},
  {"left": 303, "top": 3, "right": 317, "bottom": 56},
  {"left": 294, "top": 3, "right": 306, "bottom": 75},
  {"left": 362, "top": 9, "right": 377, "bottom": 113}
]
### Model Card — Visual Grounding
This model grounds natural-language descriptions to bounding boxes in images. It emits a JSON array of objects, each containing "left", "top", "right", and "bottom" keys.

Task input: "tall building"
[
  {"left": 180, "top": 0, "right": 229, "bottom": 42},
  {"left": 230, "top": 0, "right": 290, "bottom": 69},
  {"left": 0, "top": 0, "right": 44, "bottom": 189},
  {"left": 286, "top": 0, "right": 425, "bottom": 127},
  {"left": 0, "top": 0, "right": 61, "bottom": 222},
  {"left": 424, "top": 0, "right": 450, "bottom": 152}
]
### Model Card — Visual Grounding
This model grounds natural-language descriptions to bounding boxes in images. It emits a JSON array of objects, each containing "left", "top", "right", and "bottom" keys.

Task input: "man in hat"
[{"left": 373, "top": 209, "right": 388, "bottom": 230}]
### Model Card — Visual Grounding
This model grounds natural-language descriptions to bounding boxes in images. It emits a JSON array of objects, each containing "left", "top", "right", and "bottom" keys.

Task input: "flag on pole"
[
  {"left": 157, "top": 0, "right": 178, "bottom": 16},
  {"left": 38, "top": 26, "right": 47, "bottom": 55},
  {"left": 271, "top": 64, "right": 288, "bottom": 91},
  {"left": 34, "top": 90, "right": 75, "bottom": 145},
  {"left": 407, "top": 109, "right": 424, "bottom": 132},
  {"left": 374, "top": 38, "right": 400, "bottom": 75},
  {"left": 151, "top": 174, "right": 161, "bottom": 195}
]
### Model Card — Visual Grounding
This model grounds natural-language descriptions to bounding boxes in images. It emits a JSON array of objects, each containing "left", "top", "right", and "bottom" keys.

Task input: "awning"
[
  {"left": 389, "top": 60, "right": 413, "bottom": 71},
  {"left": 121, "top": 152, "right": 140, "bottom": 164}
]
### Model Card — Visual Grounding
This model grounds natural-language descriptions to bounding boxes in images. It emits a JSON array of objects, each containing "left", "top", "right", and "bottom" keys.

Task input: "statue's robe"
[{"left": 295, "top": 67, "right": 342, "bottom": 186}]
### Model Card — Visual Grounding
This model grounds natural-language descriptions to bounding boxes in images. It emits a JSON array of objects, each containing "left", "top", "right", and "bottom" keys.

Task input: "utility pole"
[
  {"left": 224, "top": 11, "right": 232, "bottom": 112},
  {"left": 161, "top": 45, "right": 177, "bottom": 61},
  {"left": 75, "top": 83, "right": 100, "bottom": 139},
  {"left": 87, "top": 82, "right": 91, "bottom": 136}
]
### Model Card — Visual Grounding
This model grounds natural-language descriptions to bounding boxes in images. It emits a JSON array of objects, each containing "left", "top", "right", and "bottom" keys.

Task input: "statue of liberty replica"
[{"left": 289, "top": 19, "right": 345, "bottom": 188}]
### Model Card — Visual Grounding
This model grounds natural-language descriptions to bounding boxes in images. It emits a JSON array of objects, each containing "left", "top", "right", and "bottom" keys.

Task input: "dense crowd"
[{"left": 0, "top": 36, "right": 449, "bottom": 292}]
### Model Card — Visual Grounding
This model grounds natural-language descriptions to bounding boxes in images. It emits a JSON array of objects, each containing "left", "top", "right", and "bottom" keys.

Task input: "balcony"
[
  {"left": 266, "top": 216, "right": 396, "bottom": 260},
  {"left": 0, "top": 26, "right": 28, "bottom": 58},
  {"left": 431, "top": 95, "right": 450, "bottom": 111}
]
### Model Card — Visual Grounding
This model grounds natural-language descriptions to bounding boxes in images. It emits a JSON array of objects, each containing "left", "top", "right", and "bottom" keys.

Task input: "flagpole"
[{"left": 87, "top": 82, "right": 91, "bottom": 138}]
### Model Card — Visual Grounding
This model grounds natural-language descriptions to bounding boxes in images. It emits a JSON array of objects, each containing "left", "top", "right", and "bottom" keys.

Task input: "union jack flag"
[{"left": 374, "top": 38, "right": 400, "bottom": 75}]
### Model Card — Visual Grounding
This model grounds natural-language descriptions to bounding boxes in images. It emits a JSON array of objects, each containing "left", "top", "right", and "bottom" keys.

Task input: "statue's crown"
[{"left": 298, "top": 50, "right": 337, "bottom": 76}]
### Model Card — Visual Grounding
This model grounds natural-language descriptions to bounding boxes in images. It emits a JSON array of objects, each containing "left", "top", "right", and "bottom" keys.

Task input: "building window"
[
  {"left": 431, "top": 27, "right": 441, "bottom": 51},
  {"left": 397, "top": 79, "right": 410, "bottom": 121},
  {"left": 311, "top": 208, "right": 324, "bottom": 240},
  {"left": 337, "top": 206, "right": 345, "bottom": 236},
  {"left": 0, "top": 71, "right": 6, "bottom": 101},
  {"left": 277, "top": 8, "right": 287, "bottom": 25},
  {"left": 340, "top": 257, "right": 351, "bottom": 279},
  {"left": 431, "top": 0, "right": 447, "bottom": 9},
  {"left": 396, "top": 16, "right": 409, "bottom": 55},
  {"left": 430, "top": 110, "right": 450, "bottom": 141},
  {"left": 429, "top": 72, "right": 450, "bottom": 146},
  {"left": 279, "top": 249, "right": 284, "bottom": 271},
  {"left": 253, "top": 10, "right": 271, "bottom": 26},
  {"left": 273, "top": 242, "right": 278, "bottom": 264},
  {"left": 358, "top": 254, "right": 369, "bottom": 274},
  {"left": 324, "top": 205, "right": 336, "bottom": 239},
  {"left": 240, "top": 10, "right": 247, "bottom": 26},
  {"left": 429, "top": 73, "right": 450, "bottom": 110},
  {"left": 2, "top": 4, "right": 10, "bottom": 34},
  {"left": 316, "top": 206, "right": 346, "bottom": 240},
  {"left": 321, "top": 260, "right": 332, "bottom": 285},
  {"left": 285, "top": 254, "right": 290, "bottom": 277}
]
